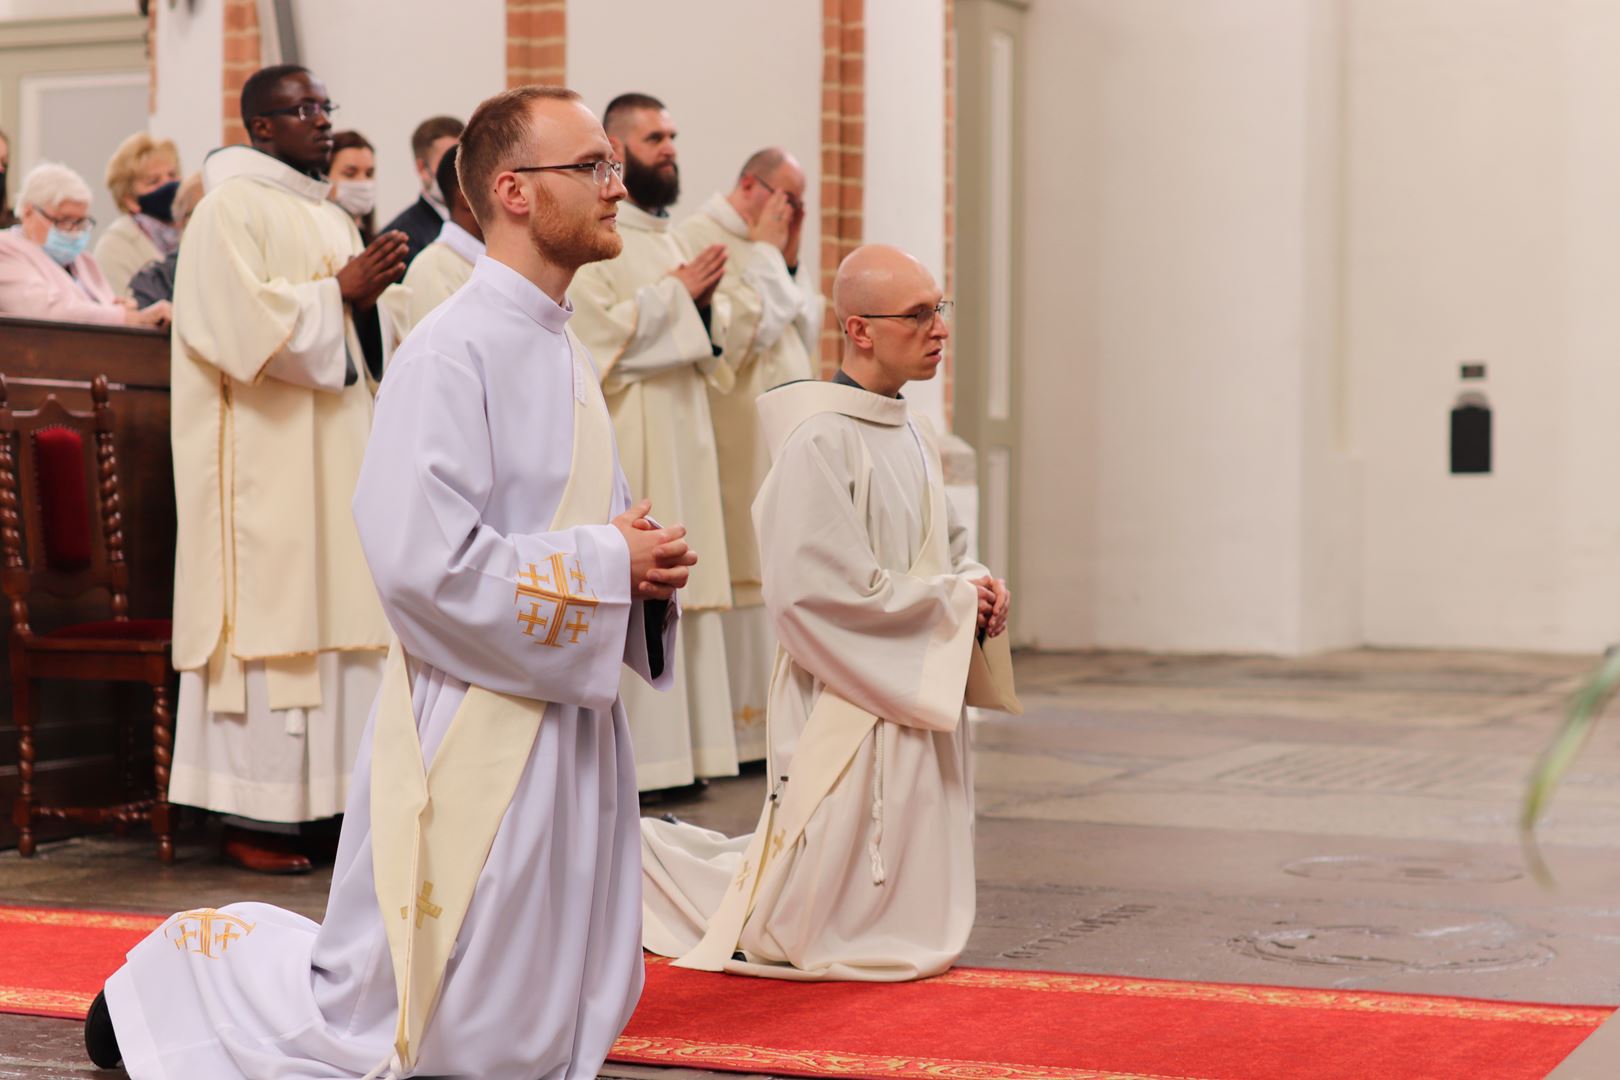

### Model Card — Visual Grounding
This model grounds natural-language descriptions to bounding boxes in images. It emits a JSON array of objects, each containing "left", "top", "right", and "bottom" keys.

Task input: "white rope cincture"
[
  {"left": 358, "top": 1049, "right": 400, "bottom": 1080},
  {"left": 867, "top": 720, "right": 887, "bottom": 886}
]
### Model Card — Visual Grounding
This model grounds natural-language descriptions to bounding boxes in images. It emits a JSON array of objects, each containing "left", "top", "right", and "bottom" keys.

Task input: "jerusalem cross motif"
[
  {"left": 166, "top": 909, "right": 255, "bottom": 959},
  {"left": 514, "top": 554, "right": 599, "bottom": 647}
]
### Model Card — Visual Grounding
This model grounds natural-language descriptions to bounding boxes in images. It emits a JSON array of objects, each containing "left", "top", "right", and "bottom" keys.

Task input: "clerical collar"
[
  {"left": 834, "top": 368, "right": 903, "bottom": 399},
  {"left": 617, "top": 201, "right": 671, "bottom": 233},
  {"left": 702, "top": 192, "right": 748, "bottom": 238},
  {"left": 435, "top": 220, "right": 485, "bottom": 266},
  {"left": 471, "top": 254, "right": 572, "bottom": 334},
  {"left": 201, "top": 144, "right": 330, "bottom": 202}
]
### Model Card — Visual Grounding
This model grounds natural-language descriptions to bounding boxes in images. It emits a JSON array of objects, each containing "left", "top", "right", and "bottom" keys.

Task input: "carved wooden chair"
[{"left": 0, "top": 374, "right": 174, "bottom": 862}]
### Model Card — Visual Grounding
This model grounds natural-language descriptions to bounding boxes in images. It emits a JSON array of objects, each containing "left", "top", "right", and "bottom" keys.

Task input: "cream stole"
[
  {"left": 367, "top": 328, "right": 615, "bottom": 1073},
  {"left": 675, "top": 386, "right": 1020, "bottom": 973}
]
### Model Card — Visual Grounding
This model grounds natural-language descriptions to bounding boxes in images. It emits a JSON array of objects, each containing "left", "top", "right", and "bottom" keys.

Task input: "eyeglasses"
[
  {"left": 752, "top": 176, "right": 803, "bottom": 214},
  {"left": 34, "top": 207, "right": 95, "bottom": 235},
  {"left": 257, "top": 101, "right": 339, "bottom": 123},
  {"left": 860, "top": 300, "right": 954, "bottom": 329},
  {"left": 511, "top": 160, "right": 625, "bottom": 187}
]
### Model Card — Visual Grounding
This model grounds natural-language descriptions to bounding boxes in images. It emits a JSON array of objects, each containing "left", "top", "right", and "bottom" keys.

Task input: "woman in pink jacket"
[{"left": 0, "top": 162, "right": 170, "bottom": 329}]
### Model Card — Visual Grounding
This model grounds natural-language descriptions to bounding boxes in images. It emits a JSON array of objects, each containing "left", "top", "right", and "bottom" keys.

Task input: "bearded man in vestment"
[
  {"left": 87, "top": 85, "right": 696, "bottom": 1080},
  {"left": 164, "top": 64, "right": 409, "bottom": 873},
  {"left": 640, "top": 244, "right": 1020, "bottom": 981},
  {"left": 571, "top": 92, "right": 763, "bottom": 791},
  {"left": 676, "top": 146, "right": 818, "bottom": 762}
]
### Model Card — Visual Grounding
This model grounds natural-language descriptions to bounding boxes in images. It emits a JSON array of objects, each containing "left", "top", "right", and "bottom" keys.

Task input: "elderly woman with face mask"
[
  {"left": 95, "top": 132, "right": 183, "bottom": 298},
  {"left": 0, "top": 162, "right": 170, "bottom": 328}
]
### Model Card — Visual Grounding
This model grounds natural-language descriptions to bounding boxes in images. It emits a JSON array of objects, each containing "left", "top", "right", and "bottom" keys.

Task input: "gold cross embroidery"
[
  {"left": 514, "top": 554, "right": 599, "bottom": 647},
  {"left": 769, "top": 829, "right": 786, "bottom": 861},
  {"left": 735, "top": 705, "right": 764, "bottom": 727},
  {"left": 733, "top": 857, "right": 753, "bottom": 892},
  {"left": 565, "top": 610, "right": 591, "bottom": 644},
  {"left": 517, "top": 603, "right": 550, "bottom": 637},
  {"left": 403, "top": 881, "right": 443, "bottom": 929},
  {"left": 166, "top": 909, "right": 254, "bottom": 959}
]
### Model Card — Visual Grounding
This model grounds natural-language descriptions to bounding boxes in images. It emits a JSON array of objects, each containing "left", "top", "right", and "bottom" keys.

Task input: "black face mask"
[{"left": 136, "top": 180, "right": 180, "bottom": 223}]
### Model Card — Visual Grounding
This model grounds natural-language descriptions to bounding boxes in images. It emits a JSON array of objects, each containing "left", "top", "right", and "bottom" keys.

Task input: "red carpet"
[
  {"left": 0, "top": 905, "right": 162, "bottom": 1019},
  {"left": 1, "top": 905, "right": 1607, "bottom": 1078}
]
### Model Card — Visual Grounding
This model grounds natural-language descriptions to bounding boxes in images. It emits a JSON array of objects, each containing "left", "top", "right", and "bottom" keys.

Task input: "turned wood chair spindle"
[{"left": 0, "top": 374, "right": 175, "bottom": 862}]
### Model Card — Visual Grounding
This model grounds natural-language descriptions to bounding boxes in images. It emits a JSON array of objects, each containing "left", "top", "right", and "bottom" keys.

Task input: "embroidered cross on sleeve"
[{"left": 513, "top": 554, "right": 600, "bottom": 647}]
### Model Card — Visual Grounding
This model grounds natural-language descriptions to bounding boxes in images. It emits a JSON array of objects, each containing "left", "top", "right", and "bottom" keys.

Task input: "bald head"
[
  {"left": 833, "top": 244, "right": 933, "bottom": 323},
  {"left": 739, "top": 146, "right": 786, "bottom": 181},
  {"left": 833, "top": 244, "right": 949, "bottom": 396},
  {"left": 730, "top": 146, "right": 806, "bottom": 226}
]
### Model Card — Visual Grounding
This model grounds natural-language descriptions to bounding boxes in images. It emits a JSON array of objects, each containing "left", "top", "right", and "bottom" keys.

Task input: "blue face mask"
[{"left": 42, "top": 226, "right": 91, "bottom": 266}]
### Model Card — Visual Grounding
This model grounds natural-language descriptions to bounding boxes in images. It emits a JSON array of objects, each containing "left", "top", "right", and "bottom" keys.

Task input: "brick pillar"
[
  {"left": 221, "top": 0, "right": 262, "bottom": 147},
  {"left": 507, "top": 0, "right": 567, "bottom": 87},
  {"left": 943, "top": 0, "right": 958, "bottom": 423},
  {"left": 146, "top": 1, "right": 158, "bottom": 115},
  {"left": 819, "top": 0, "right": 865, "bottom": 377}
]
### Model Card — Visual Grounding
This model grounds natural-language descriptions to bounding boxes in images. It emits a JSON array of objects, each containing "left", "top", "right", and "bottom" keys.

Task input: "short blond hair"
[
  {"left": 104, "top": 132, "right": 179, "bottom": 207},
  {"left": 458, "top": 85, "right": 581, "bottom": 225}
]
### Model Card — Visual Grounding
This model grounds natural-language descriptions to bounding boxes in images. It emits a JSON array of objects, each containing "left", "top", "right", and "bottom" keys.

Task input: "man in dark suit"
[{"left": 380, "top": 115, "right": 464, "bottom": 265}]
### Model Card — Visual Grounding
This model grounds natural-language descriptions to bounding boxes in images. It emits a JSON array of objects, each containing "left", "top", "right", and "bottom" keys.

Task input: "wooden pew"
[{"left": 0, "top": 316, "right": 174, "bottom": 849}]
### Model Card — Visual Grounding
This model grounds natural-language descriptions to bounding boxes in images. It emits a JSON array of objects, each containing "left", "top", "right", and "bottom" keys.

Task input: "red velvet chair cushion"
[
  {"left": 46, "top": 618, "right": 171, "bottom": 642},
  {"left": 32, "top": 426, "right": 93, "bottom": 573}
]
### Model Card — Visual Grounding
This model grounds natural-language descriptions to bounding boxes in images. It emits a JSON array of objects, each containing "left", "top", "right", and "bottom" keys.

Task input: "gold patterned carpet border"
[
  {"left": 609, "top": 1035, "right": 1212, "bottom": 1080},
  {"left": 927, "top": 966, "right": 1605, "bottom": 1026},
  {"left": 0, "top": 907, "right": 163, "bottom": 932}
]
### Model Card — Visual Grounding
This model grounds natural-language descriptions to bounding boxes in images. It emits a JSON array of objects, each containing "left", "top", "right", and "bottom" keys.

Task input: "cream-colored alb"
[
  {"left": 641, "top": 380, "right": 1020, "bottom": 981},
  {"left": 377, "top": 220, "right": 483, "bottom": 362},
  {"left": 676, "top": 193, "right": 818, "bottom": 762},
  {"left": 167, "top": 145, "right": 388, "bottom": 821},
  {"left": 571, "top": 201, "right": 764, "bottom": 789}
]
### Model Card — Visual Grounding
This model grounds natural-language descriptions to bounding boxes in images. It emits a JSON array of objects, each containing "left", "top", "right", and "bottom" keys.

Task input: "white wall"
[
  {"left": 19, "top": 71, "right": 146, "bottom": 232},
  {"left": 150, "top": 0, "right": 221, "bottom": 179},
  {"left": 568, "top": 0, "right": 825, "bottom": 298},
  {"left": 1018, "top": 0, "right": 1358, "bottom": 653},
  {"left": 1346, "top": 0, "right": 1620, "bottom": 652},
  {"left": 291, "top": 0, "right": 506, "bottom": 225},
  {"left": 865, "top": 0, "right": 947, "bottom": 428}
]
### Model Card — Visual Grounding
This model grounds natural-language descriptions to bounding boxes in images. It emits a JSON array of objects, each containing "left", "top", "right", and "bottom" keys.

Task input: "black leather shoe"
[{"left": 84, "top": 988, "right": 122, "bottom": 1068}]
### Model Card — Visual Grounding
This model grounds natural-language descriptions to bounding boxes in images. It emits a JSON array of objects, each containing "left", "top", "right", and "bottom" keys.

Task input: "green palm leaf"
[{"left": 1521, "top": 647, "right": 1620, "bottom": 885}]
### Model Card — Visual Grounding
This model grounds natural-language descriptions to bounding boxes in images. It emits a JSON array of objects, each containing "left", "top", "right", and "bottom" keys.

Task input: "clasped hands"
[
  {"left": 336, "top": 230, "right": 410, "bottom": 308},
  {"left": 974, "top": 576, "right": 1010, "bottom": 638},
  {"left": 612, "top": 499, "right": 698, "bottom": 602}
]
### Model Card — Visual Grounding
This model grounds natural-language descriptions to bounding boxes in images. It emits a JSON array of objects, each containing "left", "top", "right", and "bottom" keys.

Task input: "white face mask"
[{"left": 333, "top": 179, "right": 376, "bottom": 217}]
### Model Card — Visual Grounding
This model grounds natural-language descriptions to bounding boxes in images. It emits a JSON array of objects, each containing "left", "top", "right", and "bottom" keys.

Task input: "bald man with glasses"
[{"left": 641, "top": 244, "right": 1018, "bottom": 982}]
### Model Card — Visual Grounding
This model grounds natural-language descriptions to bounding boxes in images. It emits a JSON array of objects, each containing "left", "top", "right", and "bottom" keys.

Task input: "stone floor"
[{"left": 4, "top": 647, "right": 1620, "bottom": 1078}]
